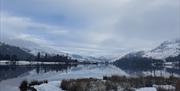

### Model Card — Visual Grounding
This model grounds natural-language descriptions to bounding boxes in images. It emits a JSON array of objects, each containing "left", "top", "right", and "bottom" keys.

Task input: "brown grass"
[
  {"left": 103, "top": 75, "right": 179, "bottom": 88},
  {"left": 60, "top": 75, "right": 179, "bottom": 91},
  {"left": 176, "top": 80, "right": 180, "bottom": 91},
  {"left": 61, "top": 78, "right": 106, "bottom": 91}
]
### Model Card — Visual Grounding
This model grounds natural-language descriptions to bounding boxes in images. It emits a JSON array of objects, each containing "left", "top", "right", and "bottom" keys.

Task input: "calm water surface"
[{"left": 0, "top": 64, "right": 180, "bottom": 81}]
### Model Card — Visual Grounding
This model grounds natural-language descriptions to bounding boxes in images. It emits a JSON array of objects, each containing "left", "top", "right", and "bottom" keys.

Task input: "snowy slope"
[
  {"left": 143, "top": 39, "right": 180, "bottom": 59},
  {"left": 0, "top": 42, "right": 34, "bottom": 59},
  {"left": 69, "top": 54, "right": 109, "bottom": 63},
  {"left": 0, "top": 42, "right": 119, "bottom": 62},
  {"left": 97, "top": 53, "right": 128, "bottom": 63},
  {"left": 118, "top": 39, "right": 180, "bottom": 60},
  {"left": 24, "top": 47, "right": 108, "bottom": 62}
]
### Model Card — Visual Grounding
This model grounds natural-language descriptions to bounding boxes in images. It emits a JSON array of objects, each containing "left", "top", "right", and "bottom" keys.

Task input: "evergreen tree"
[
  {"left": 4, "top": 54, "right": 10, "bottom": 60},
  {"left": 36, "top": 52, "right": 41, "bottom": 61},
  {"left": 0, "top": 54, "right": 3, "bottom": 60},
  {"left": 11, "top": 55, "right": 18, "bottom": 61},
  {"left": 44, "top": 53, "right": 48, "bottom": 61}
]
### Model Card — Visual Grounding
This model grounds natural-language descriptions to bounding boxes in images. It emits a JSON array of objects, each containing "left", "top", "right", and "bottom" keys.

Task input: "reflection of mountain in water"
[
  {"left": 114, "top": 65, "right": 180, "bottom": 77},
  {"left": 0, "top": 64, "right": 77, "bottom": 81},
  {"left": 0, "top": 64, "right": 179, "bottom": 81}
]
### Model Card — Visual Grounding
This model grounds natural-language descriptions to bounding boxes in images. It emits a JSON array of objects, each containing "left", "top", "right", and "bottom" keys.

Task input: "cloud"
[
  {"left": 0, "top": 12, "right": 67, "bottom": 48},
  {"left": 0, "top": 12, "right": 69, "bottom": 34},
  {"left": 1, "top": 0, "right": 180, "bottom": 56}
]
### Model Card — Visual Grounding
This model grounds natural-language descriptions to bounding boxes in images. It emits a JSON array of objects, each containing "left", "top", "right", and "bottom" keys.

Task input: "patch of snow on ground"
[
  {"left": 34, "top": 81, "right": 63, "bottom": 91},
  {"left": 136, "top": 87, "right": 157, "bottom": 91},
  {"left": 153, "top": 85, "right": 175, "bottom": 90}
]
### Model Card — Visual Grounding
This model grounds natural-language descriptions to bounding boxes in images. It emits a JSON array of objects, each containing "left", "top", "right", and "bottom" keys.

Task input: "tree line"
[
  {"left": 0, "top": 54, "right": 18, "bottom": 61},
  {"left": 166, "top": 54, "right": 180, "bottom": 67},
  {"left": 35, "top": 52, "right": 78, "bottom": 63},
  {"left": 0, "top": 52, "right": 78, "bottom": 63}
]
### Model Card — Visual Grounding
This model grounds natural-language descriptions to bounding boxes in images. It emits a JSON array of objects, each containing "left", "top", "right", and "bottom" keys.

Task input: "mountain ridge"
[
  {"left": 1, "top": 39, "right": 179, "bottom": 62},
  {"left": 116, "top": 39, "right": 180, "bottom": 62}
]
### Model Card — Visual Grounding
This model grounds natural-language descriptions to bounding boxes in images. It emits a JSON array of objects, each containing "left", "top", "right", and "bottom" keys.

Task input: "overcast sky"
[{"left": 0, "top": 0, "right": 180, "bottom": 56}]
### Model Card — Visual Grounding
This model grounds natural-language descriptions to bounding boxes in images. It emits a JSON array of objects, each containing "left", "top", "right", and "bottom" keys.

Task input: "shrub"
[
  {"left": 29, "top": 80, "right": 48, "bottom": 86},
  {"left": 124, "top": 88, "right": 135, "bottom": 91},
  {"left": 105, "top": 80, "right": 118, "bottom": 91},
  {"left": 29, "top": 80, "right": 40, "bottom": 86},
  {"left": 157, "top": 88, "right": 169, "bottom": 91},
  {"left": 19, "top": 80, "right": 48, "bottom": 91},
  {"left": 19, "top": 80, "right": 28, "bottom": 91},
  {"left": 44, "top": 80, "right": 48, "bottom": 83},
  {"left": 103, "top": 76, "right": 108, "bottom": 80}
]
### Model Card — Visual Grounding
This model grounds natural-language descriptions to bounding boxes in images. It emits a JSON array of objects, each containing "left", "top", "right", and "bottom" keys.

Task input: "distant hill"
[
  {"left": 0, "top": 42, "right": 79, "bottom": 63},
  {"left": 114, "top": 39, "right": 180, "bottom": 67},
  {"left": 0, "top": 42, "right": 34, "bottom": 60},
  {"left": 119, "top": 39, "right": 180, "bottom": 60},
  {"left": 0, "top": 42, "right": 106, "bottom": 62}
]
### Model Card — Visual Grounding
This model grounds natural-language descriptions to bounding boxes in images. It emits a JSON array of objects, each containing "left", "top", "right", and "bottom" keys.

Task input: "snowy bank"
[{"left": 136, "top": 87, "right": 156, "bottom": 91}]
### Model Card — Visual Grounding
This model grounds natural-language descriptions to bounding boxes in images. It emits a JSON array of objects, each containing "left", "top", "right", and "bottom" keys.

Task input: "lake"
[{"left": 0, "top": 64, "right": 179, "bottom": 91}]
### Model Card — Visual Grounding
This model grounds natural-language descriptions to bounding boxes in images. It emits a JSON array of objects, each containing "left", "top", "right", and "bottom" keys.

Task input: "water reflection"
[
  {"left": 0, "top": 64, "right": 77, "bottom": 81},
  {"left": 115, "top": 64, "right": 180, "bottom": 77},
  {"left": 0, "top": 64, "right": 179, "bottom": 81}
]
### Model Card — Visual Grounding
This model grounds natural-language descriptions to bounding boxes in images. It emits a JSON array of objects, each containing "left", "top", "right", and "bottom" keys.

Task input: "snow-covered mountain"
[
  {"left": 121, "top": 39, "right": 180, "bottom": 60},
  {"left": 2, "top": 39, "right": 179, "bottom": 62},
  {"left": 26, "top": 48, "right": 109, "bottom": 62},
  {"left": 0, "top": 42, "right": 108, "bottom": 62},
  {"left": 143, "top": 39, "right": 180, "bottom": 60},
  {"left": 69, "top": 54, "right": 110, "bottom": 63},
  {"left": 25, "top": 47, "right": 103, "bottom": 62},
  {"left": 97, "top": 53, "right": 127, "bottom": 63}
]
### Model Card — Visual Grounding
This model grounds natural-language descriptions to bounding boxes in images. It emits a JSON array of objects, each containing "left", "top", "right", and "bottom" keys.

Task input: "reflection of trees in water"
[
  {"left": 35, "top": 64, "right": 77, "bottom": 74},
  {"left": 0, "top": 64, "right": 77, "bottom": 81},
  {"left": 0, "top": 65, "right": 33, "bottom": 81}
]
